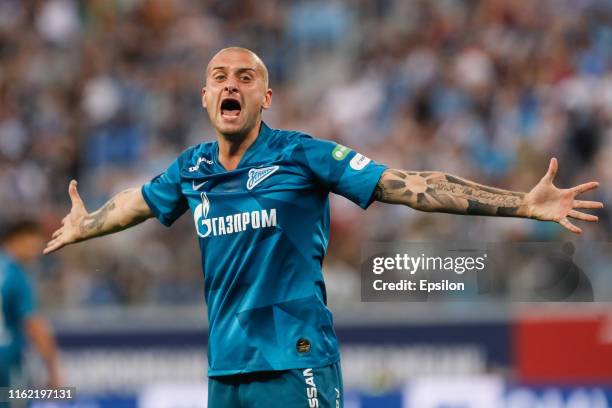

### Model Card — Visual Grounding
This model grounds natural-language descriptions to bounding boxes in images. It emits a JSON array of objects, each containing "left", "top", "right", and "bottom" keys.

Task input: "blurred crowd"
[{"left": 0, "top": 0, "right": 610, "bottom": 309}]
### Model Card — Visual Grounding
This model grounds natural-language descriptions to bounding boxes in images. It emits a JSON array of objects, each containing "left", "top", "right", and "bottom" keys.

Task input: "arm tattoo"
[
  {"left": 374, "top": 169, "right": 527, "bottom": 217},
  {"left": 80, "top": 199, "right": 117, "bottom": 236},
  {"left": 77, "top": 190, "right": 136, "bottom": 238}
]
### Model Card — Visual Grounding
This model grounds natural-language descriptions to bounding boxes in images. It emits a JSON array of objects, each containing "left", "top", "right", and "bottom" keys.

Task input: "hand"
[
  {"left": 43, "top": 180, "right": 88, "bottom": 254},
  {"left": 524, "top": 158, "right": 604, "bottom": 234},
  {"left": 48, "top": 371, "right": 62, "bottom": 388}
]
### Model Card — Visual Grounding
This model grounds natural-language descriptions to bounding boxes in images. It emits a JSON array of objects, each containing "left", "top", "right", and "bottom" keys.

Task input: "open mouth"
[{"left": 220, "top": 98, "right": 241, "bottom": 117}]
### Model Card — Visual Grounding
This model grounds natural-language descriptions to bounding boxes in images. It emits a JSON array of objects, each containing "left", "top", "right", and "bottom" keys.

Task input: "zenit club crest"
[{"left": 246, "top": 166, "right": 279, "bottom": 190}]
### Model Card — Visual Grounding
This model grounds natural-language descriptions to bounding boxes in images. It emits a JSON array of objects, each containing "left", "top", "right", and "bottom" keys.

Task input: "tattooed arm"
[
  {"left": 43, "top": 180, "right": 153, "bottom": 254},
  {"left": 374, "top": 170, "right": 527, "bottom": 216},
  {"left": 374, "top": 158, "right": 603, "bottom": 234}
]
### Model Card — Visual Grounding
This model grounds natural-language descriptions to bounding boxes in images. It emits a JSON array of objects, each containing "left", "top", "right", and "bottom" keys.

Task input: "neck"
[
  {"left": 3, "top": 244, "right": 27, "bottom": 265},
  {"left": 217, "top": 120, "right": 262, "bottom": 171}
]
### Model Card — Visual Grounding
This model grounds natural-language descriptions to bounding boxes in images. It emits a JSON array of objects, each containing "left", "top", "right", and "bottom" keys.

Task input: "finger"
[
  {"left": 61, "top": 215, "right": 69, "bottom": 225},
  {"left": 51, "top": 228, "right": 63, "bottom": 239},
  {"left": 559, "top": 217, "right": 582, "bottom": 234},
  {"left": 572, "top": 181, "right": 599, "bottom": 195},
  {"left": 68, "top": 180, "right": 85, "bottom": 209},
  {"left": 43, "top": 236, "right": 68, "bottom": 254},
  {"left": 573, "top": 200, "right": 604, "bottom": 209},
  {"left": 543, "top": 157, "right": 558, "bottom": 182},
  {"left": 43, "top": 240, "right": 64, "bottom": 255},
  {"left": 43, "top": 237, "right": 58, "bottom": 251},
  {"left": 568, "top": 210, "right": 598, "bottom": 222}
]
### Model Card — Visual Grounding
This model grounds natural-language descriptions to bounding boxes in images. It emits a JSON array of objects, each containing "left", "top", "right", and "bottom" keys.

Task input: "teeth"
[{"left": 221, "top": 109, "right": 240, "bottom": 117}]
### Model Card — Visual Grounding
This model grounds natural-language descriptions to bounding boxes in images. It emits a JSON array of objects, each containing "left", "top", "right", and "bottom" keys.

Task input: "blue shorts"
[{"left": 208, "top": 361, "right": 343, "bottom": 408}]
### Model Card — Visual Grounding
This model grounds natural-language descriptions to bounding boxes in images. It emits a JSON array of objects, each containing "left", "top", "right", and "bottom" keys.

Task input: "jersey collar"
[{"left": 213, "top": 121, "right": 272, "bottom": 172}]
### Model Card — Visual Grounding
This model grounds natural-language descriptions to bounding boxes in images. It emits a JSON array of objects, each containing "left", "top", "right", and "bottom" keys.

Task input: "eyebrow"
[{"left": 210, "top": 67, "right": 257, "bottom": 74}]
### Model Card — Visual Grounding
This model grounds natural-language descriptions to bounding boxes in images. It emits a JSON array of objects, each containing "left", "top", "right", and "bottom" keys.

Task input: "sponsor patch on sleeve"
[{"left": 349, "top": 153, "right": 371, "bottom": 170}]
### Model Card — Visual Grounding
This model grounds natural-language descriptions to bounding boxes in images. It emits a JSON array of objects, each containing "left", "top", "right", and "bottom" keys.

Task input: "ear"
[
  {"left": 262, "top": 88, "right": 273, "bottom": 110},
  {"left": 201, "top": 86, "right": 207, "bottom": 109}
]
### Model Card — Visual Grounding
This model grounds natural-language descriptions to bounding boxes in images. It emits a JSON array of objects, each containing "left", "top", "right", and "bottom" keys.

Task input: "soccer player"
[
  {"left": 1, "top": 221, "right": 61, "bottom": 394},
  {"left": 43, "top": 47, "right": 603, "bottom": 407}
]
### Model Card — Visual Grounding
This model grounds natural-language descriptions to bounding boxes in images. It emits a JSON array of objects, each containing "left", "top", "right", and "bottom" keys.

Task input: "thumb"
[
  {"left": 542, "top": 157, "right": 558, "bottom": 183},
  {"left": 68, "top": 180, "right": 85, "bottom": 210}
]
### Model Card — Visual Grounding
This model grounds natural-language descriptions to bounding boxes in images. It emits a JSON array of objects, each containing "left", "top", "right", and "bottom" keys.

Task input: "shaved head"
[
  {"left": 202, "top": 46, "right": 273, "bottom": 140},
  {"left": 207, "top": 47, "right": 269, "bottom": 88}
]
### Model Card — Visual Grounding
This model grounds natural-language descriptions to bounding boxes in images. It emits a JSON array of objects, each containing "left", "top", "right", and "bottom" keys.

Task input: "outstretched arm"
[
  {"left": 374, "top": 158, "right": 603, "bottom": 234},
  {"left": 43, "top": 180, "right": 153, "bottom": 254}
]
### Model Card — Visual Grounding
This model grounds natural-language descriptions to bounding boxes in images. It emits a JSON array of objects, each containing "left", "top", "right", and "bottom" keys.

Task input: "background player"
[
  {"left": 43, "top": 47, "right": 603, "bottom": 407},
  {"left": 1, "top": 221, "right": 61, "bottom": 395}
]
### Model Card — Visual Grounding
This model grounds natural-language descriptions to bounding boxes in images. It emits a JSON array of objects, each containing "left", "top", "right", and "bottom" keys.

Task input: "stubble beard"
[{"left": 215, "top": 112, "right": 260, "bottom": 144}]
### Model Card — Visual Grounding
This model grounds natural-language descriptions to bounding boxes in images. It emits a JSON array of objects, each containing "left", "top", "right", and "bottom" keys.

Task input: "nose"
[{"left": 224, "top": 80, "right": 239, "bottom": 94}]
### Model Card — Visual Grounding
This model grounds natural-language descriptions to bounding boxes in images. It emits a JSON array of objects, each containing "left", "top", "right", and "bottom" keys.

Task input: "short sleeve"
[
  {"left": 12, "top": 268, "right": 37, "bottom": 320},
  {"left": 295, "top": 137, "right": 387, "bottom": 209},
  {"left": 141, "top": 157, "right": 188, "bottom": 226}
]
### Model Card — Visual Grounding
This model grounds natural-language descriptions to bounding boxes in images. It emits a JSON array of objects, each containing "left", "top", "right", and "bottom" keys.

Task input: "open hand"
[
  {"left": 43, "top": 180, "right": 88, "bottom": 254},
  {"left": 524, "top": 158, "right": 604, "bottom": 234}
]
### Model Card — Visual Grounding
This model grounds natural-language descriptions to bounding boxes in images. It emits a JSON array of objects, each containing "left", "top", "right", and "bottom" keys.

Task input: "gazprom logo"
[
  {"left": 193, "top": 192, "right": 212, "bottom": 237},
  {"left": 193, "top": 192, "right": 277, "bottom": 238}
]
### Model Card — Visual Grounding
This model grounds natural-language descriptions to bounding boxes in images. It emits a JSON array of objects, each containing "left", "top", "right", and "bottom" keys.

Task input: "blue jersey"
[
  {"left": 142, "top": 122, "right": 387, "bottom": 376},
  {"left": 0, "top": 252, "right": 37, "bottom": 371}
]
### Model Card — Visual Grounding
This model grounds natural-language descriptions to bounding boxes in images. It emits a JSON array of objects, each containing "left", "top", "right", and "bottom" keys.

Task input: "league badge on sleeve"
[{"left": 331, "top": 144, "right": 351, "bottom": 161}]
